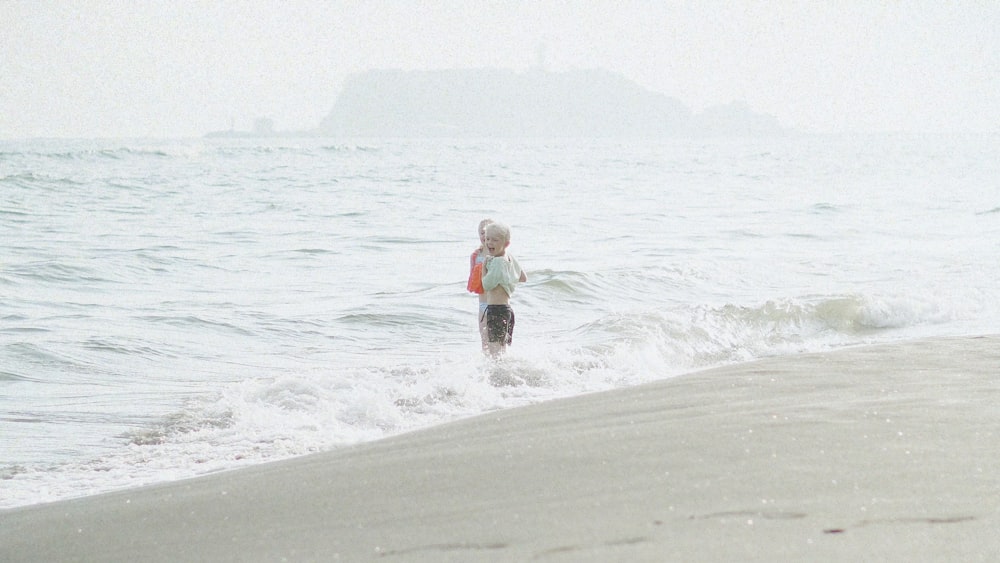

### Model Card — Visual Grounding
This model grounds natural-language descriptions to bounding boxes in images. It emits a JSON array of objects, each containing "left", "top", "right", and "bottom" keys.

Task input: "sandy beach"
[{"left": 3, "top": 335, "right": 999, "bottom": 562}]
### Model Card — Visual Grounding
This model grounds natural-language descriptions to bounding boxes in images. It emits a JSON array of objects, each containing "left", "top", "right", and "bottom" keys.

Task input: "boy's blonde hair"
[{"left": 484, "top": 221, "right": 511, "bottom": 244}]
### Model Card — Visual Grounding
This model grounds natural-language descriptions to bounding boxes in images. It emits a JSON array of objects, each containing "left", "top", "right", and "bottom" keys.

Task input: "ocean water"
[{"left": 2, "top": 134, "right": 999, "bottom": 509}]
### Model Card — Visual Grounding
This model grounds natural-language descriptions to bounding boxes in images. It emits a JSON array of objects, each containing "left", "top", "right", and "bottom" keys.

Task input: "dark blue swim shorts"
[{"left": 484, "top": 304, "right": 514, "bottom": 345}]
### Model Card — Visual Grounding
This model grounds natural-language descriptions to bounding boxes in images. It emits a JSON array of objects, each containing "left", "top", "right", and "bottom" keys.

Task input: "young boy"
[{"left": 480, "top": 222, "right": 527, "bottom": 357}]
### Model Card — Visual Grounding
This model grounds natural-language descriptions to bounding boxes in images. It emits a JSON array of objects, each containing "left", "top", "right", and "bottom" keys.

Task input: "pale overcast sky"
[{"left": 2, "top": 1, "right": 999, "bottom": 139}]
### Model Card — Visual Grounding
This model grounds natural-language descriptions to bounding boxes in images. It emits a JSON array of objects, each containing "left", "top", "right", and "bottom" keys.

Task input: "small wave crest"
[
  {"left": 4, "top": 260, "right": 108, "bottom": 285},
  {"left": 569, "top": 293, "right": 947, "bottom": 371}
]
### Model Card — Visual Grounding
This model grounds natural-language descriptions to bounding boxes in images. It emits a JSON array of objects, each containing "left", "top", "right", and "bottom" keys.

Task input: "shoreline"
[{"left": 3, "top": 335, "right": 999, "bottom": 562}]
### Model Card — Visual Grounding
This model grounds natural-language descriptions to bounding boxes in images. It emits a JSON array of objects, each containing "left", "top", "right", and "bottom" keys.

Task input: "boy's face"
[
  {"left": 478, "top": 225, "right": 489, "bottom": 246},
  {"left": 484, "top": 230, "right": 508, "bottom": 256}
]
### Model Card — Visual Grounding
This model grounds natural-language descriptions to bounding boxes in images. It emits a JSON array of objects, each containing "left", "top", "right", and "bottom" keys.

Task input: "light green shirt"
[{"left": 481, "top": 255, "right": 524, "bottom": 296}]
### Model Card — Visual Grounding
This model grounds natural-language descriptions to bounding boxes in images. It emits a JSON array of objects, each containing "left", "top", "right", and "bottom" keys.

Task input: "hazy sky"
[{"left": 3, "top": 1, "right": 999, "bottom": 139}]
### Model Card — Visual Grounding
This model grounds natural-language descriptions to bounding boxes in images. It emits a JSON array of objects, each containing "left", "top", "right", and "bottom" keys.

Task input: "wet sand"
[{"left": 3, "top": 335, "right": 999, "bottom": 562}]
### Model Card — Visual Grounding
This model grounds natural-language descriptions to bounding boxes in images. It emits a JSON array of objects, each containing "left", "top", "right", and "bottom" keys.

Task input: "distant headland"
[{"left": 206, "top": 68, "right": 785, "bottom": 138}]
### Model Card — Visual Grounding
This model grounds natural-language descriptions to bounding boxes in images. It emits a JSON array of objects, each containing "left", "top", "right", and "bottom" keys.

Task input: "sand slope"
[{"left": 2, "top": 336, "right": 999, "bottom": 562}]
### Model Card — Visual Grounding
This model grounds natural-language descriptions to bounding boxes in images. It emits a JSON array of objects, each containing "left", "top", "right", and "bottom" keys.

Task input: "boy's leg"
[
  {"left": 478, "top": 302, "right": 490, "bottom": 351},
  {"left": 505, "top": 308, "right": 515, "bottom": 345}
]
